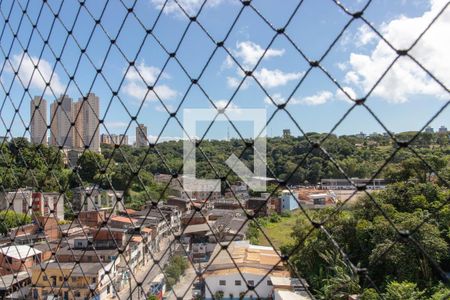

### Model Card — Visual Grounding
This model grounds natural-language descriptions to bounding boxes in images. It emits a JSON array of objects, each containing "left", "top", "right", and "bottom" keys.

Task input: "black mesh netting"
[{"left": 0, "top": 0, "right": 449, "bottom": 300}]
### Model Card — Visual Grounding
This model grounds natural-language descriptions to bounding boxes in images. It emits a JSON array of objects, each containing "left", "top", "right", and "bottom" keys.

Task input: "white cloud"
[
  {"left": 6, "top": 53, "right": 64, "bottom": 95},
  {"left": 265, "top": 91, "right": 333, "bottom": 106},
  {"left": 254, "top": 68, "right": 303, "bottom": 89},
  {"left": 264, "top": 93, "right": 285, "bottom": 105},
  {"left": 231, "top": 41, "right": 285, "bottom": 69},
  {"left": 226, "top": 76, "right": 241, "bottom": 89},
  {"left": 224, "top": 41, "right": 297, "bottom": 90},
  {"left": 104, "top": 121, "right": 128, "bottom": 129},
  {"left": 344, "top": 71, "right": 360, "bottom": 85},
  {"left": 336, "top": 62, "right": 348, "bottom": 71},
  {"left": 344, "top": 0, "right": 450, "bottom": 103},
  {"left": 126, "top": 62, "right": 169, "bottom": 84},
  {"left": 214, "top": 100, "right": 239, "bottom": 110},
  {"left": 291, "top": 91, "right": 333, "bottom": 105},
  {"left": 226, "top": 69, "right": 250, "bottom": 89},
  {"left": 355, "top": 24, "right": 377, "bottom": 46},
  {"left": 123, "top": 62, "right": 177, "bottom": 103},
  {"left": 336, "top": 86, "right": 357, "bottom": 103},
  {"left": 222, "top": 55, "right": 235, "bottom": 70},
  {"left": 151, "top": 0, "right": 226, "bottom": 16}
]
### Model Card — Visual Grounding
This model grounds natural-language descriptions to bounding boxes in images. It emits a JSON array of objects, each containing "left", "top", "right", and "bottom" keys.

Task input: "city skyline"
[
  {"left": 27, "top": 92, "right": 450, "bottom": 147},
  {"left": 0, "top": 0, "right": 448, "bottom": 142},
  {"left": 31, "top": 93, "right": 101, "bottom": 152}
]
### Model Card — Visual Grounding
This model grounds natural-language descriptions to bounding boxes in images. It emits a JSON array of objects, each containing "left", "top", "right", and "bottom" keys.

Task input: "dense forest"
[
  {"left": 0, "top": 131, "right": 448, "bottom": 207},
  {"left": 100, "top": 131, "right": 449, "bottom": 186},
  {"left": 284, "top": 182, "right": 450, "bottom": 299},
  {"left": 1, "top": 132, "right": 449, "bottom": 188}
]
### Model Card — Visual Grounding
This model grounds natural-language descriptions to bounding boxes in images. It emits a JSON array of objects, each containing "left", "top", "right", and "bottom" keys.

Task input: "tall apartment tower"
[
  {"left": 438, "top": 125, "right": 448, "bottom": 133},
  {"left": 283, "top": 129, "right": 291, "bottom": 138},
  {"left": 30, "top": 96, "right": 48, "bottom": 144},
  {"left": 136, "top": 124, "right": 148, "bottom": 147},
  {"left": 120, "top": 134, "right": 129, "bottom": 146},
  {"left": 50, "top": 95, "right": 74, "bottom": 148},
  {"left": 100, "top": 134, "right": 111, "bottom": 144},
  {"left": 73, "top": 101, "right": 84, "bottom": 149},
  {"left": 73, "top": 93, "right": 100, "bottom": 152}
]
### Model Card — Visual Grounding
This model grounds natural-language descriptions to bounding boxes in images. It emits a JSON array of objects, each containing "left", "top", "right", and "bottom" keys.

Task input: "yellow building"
[{"left": 31, "top": 261, "right": 118, "bottom": 300}]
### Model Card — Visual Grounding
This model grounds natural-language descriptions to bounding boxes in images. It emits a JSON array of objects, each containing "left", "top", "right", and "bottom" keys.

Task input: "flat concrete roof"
[
  {"left": 0, "top": 271, "right": 30, "bottom": 290},
  {"left": 0, "top": 245, "right": 42, "bottom": 260}
]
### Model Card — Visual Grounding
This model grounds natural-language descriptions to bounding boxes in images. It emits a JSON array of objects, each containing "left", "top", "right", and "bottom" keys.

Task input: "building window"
[
  {"left": 235, "top": 280, "right": 241, "bottom": 286},
  {"left": 219, "top": 280, "right": 226, "bottom": 286},
  {"left": 267, "top": 280, "right": 272, "bottom": 286},
  {"left": 43, "top": 275, "right": 48, "bottom": 281},
  {"left": 248, "top": 280, "right": 254, "bottom": 287}
]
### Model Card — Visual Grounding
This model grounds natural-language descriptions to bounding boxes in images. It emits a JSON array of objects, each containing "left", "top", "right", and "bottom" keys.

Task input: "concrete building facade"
[
  {"left": 50, "top": 95, "right": 74, "bottom": 148},
  {"left": 79, "top": 93, "right": 100, "bottom": 152},
  {"left": 49, "top": 93, "right": 100, "bottom": 151},
  {"left": 30, "top": 96, "right": 47, "bottom": 145},
  {"left": 101, "top": 133, "right": 128, "bottom": 146},
  {"left": 135, "top": 124, "right": 147, "bottom": 147}
]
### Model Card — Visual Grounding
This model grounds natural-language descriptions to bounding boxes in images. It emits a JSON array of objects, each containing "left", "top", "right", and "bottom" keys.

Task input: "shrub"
[
  {"left": 0, "top": 211, "right": 32, "bottom": 234},
  {"left": 280, "top": 210, "right": 292, "bottom": 218},
  {"left": 214, "top": 290, "right": 224, "bottom": 300},
  {"left": 269, "top": 213, "right": 281, "bottom": 223},
  {"left": 164, "top": 255, "right": 188, "bottom": 289}
]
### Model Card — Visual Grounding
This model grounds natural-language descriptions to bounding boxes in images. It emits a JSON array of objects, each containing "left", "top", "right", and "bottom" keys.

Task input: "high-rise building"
[
  {"left": 100, "top": 134, "right": 111, "bottom": 144},
  {"left": 30, "top": 96, "right": 47, "bottom": 144},
  {"left": 73, "top": 101, "right": 84, "bottom": 149},
  {"left": 50, "top": 95, "right": 74, "bottom": 148},
  {"left": 282, "top": 129, "right": 291, "bottom": 138},
  {"left": 110, "top": 134, "right": 119, "bottom": 145},
  {"left": 100, "top": 133, "right": 128, "bottom": 146},
  {"left": 438, "top": 125, "right": 448, "bottom": 133},
  {"left": 425, "top": 126, "right": 434, "bottom": 133},
  {"left": 75, "top": 93, "right": 100, "bottom": 152},
  {"left": 120, "top": 134, "right": 128, "bottom": 145},
  {"left": 50, "top": 93, "right": 100, "bottom": 152},
  {"left": 136, "top": 124, "right": 147, "bottom": 147}
]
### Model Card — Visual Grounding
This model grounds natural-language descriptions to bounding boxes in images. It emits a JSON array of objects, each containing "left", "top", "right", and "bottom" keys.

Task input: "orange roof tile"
[
  {"left": 131, "top": 236, "right": 143, "bottom": 243},
  {"left": 124, "top": 209, "right": 137, "bottom": 214},
  {"left": 142, "top": 227, "right": 152, "bottom": 233}
]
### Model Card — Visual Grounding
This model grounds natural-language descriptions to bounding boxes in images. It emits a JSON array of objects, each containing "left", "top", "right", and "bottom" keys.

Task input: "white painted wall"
[{"left": 204, "top": 272, "right": 273, "bottom": 299}]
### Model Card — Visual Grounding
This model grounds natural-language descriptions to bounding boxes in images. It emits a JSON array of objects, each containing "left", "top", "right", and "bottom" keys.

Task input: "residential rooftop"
[
  {"left": 0, "top": 271, "right": 30, "bottom": 290},
  {"left": 34, "top": 262, "right": 111, "bottom": 276},
  {"left": 206, "top": 241, "right": 285, "bottom": 273},
  {"left": 56, "top": 245, "right": 118, "bottom": 257},
  {"left": 0, "top": 245, "right": 42, "bottom": 260}
]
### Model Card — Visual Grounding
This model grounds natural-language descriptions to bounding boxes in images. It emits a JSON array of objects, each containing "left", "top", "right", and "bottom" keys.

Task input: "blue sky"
[{"left": 0, "top": 0, "right": 448, "bottom": 143}]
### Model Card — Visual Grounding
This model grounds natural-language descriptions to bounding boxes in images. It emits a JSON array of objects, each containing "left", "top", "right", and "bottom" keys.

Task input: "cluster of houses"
[
  {"left": 0, "top": 176, "right": 343, "bottom": 299},
  {"left": 203, "top": 241, "right": 311, "bottom": 300},
  {"left": 0, "top": 186, "right": 183, "bottom": 299}
]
